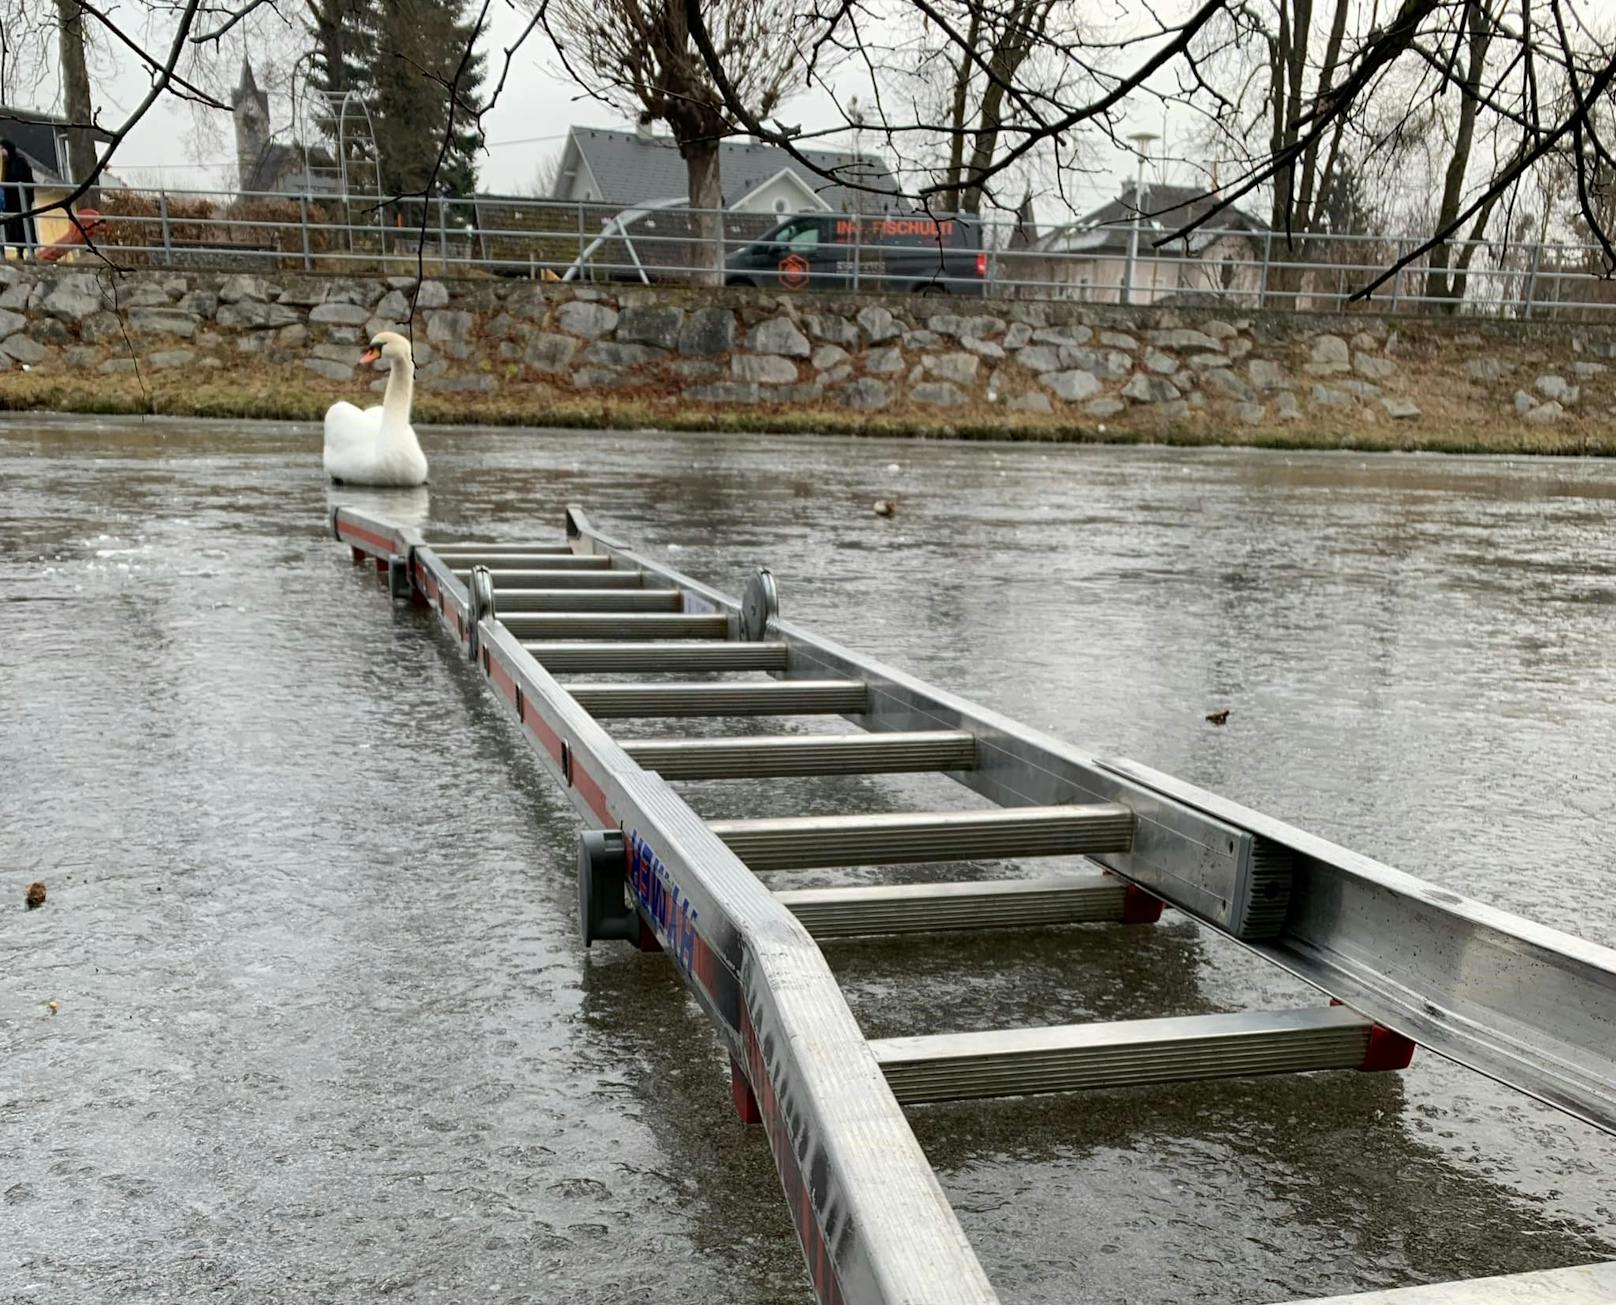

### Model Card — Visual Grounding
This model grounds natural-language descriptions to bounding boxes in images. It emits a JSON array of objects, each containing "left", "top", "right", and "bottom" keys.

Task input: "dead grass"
[{"left": 5, "top": 356, "right": 1614, "bottom": 457}]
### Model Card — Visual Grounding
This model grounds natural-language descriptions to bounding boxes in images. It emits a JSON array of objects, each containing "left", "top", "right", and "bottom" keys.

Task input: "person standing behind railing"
[{"left": 1, "top": 140, "right": 38, "bottom": 260}]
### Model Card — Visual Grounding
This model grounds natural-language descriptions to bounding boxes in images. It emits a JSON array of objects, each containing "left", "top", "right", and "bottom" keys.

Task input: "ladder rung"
[
  {"left": 708, "top": 803, "right": 1134, "bottom": 871},
  {"left": 776, "top": 872, "right": 1126, "bottom": 938},
  {"left": 525, "top": 642, "right": 789, "bottom": 673},
  {"left": 1269, "top": 1263, "right": 1616, "bottom": 1305},
  {"left": 869, "top": 1007, "right": 1376, "bottom": 1105},
  {"left": 434, "top": 552, "right": 612, "bottom": 570},
  {"left": 623, "top": 730, "right": 975, "bottom": 779},
  {"left": 498, "top": 613, "right": 729, "bottom": 640},
  {"left": 493, "top": 589, "right": 680, "bottom": 612},
  {"left": 568, "top": 680, "right": 868, "bottom": 718},
  {"left": 454, "top": 569, "right": 645, "bottom": 589},
  {"left": 432, "top": 542, "right": 573, "bottom": 553}
]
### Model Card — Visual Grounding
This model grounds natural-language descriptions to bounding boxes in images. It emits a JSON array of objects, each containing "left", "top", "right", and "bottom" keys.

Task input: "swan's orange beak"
[{"left": 359, "top": 346, "right": 381, "bottom": 365}]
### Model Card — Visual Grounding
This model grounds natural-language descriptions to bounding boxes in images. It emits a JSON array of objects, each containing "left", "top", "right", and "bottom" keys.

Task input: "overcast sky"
[{"left": 57, "top": 1, "right": 1181, "bottom": 220}]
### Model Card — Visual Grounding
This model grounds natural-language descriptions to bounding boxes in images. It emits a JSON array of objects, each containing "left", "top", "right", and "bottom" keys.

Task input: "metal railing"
[{"left": 21, "top": 184, "right": 1616, "bottom": 320}]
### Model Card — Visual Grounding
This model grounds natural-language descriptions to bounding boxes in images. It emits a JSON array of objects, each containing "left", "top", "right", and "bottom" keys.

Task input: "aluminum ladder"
[{"left": 333, "top": 505, "right": 1616, "bottom": 1305}]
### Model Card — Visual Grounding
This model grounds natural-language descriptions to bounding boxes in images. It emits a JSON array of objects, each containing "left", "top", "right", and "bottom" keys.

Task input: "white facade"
[
  {"left": 1036, "top": 233, "right": 1266, "bottom": 306},
  {"left": 556, "top": 141, "right": 605, "bottom": 203},
  {"left": 731, "top": 169, "right": 829, "bottom": 217}
]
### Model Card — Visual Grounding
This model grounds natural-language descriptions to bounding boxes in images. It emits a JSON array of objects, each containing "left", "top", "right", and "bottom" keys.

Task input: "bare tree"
[
  {"left": 5, "top": 0, "right": 1616, "bottom": 318},
  {"left": 1421, "top": 0, "right": 1501, "bottom": 304},
  {"left": 1180, "top": 0, "right": 1365, "bottom": 298},
  {"left": 1264, "top": 0, "right": 1354, "bottom": 242},
  {"left": 541, "top": 0, "right": 806, "bottom": 281},
  {"left": 666, "top": 0, "right": 1616, "bottom": 306},
  {"left": 877, "top": 0, "right": 1091, "bottom": 215},
  {"left": 943, "top": 0, "right": 1085, "bottom": 214}
]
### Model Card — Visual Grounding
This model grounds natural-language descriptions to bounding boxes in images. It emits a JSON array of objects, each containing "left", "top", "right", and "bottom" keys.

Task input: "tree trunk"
[
  {"left": 1264, "top": 0, "right": 1351, "bottom": 302},
  {"left": 943, "top": 8, "right": 982, "bottom": 203},
  {"left": 952, "top": 0, "right": 1047, "bottom": 215},
  {"left": 1292, "top": 0, "right": 1349, "bottom": 231},
  {"left": 684, "top": 138, "right": 724, "bottom": 286},
  {"left": 55, "top": 0, "right": 98, "bottom": 199},
  {"left": 1424, "top": 0, "right": 1493, "bottom": 309},
  {"left": 308, "top": 0, "right": 350, "bottom": 92}
]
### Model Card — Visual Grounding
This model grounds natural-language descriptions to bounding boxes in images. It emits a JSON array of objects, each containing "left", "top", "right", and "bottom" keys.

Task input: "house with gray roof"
[
  {"left": 549, "top": 125, "right": 905, "bottom": 216},
  {"left": 469, "top": 124, "right": 910, "bottom": 281},
  {"left": 1028, "top": 181, "right": 1268, "bottom": 305}
]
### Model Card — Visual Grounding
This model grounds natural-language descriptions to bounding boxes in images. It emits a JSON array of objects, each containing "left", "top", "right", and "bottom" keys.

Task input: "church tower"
[{"left": 232, "top": 57, "right": 270, "bottom": 192}]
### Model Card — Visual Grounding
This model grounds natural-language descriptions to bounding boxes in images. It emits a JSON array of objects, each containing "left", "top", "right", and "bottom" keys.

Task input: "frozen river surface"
[{"left": 3, "top": 416, "right": 1614, "bottom": 1304}]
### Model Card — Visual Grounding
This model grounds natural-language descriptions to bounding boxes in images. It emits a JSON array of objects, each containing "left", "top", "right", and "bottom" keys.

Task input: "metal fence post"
[
  {"left": 1257, "top": 230, "right": 1272, "bottom": 310},
  {"left": 1389, "top": 238, "right": 1403, "bottom": 313},
  {"left": 299, "top": 193, "right": 313, "bottom": 271},
  {"left": 158, "top": 186, "right": 173, "bottom": 266},
  {"left": 437, "top": 195, "right": 449, "bottom": 273},
  {"left": 1523, "top": 241, "right": 1542, "bottom": 320},
  {"left": 576, "top": 200, "right": 586, "bottom": 275}
]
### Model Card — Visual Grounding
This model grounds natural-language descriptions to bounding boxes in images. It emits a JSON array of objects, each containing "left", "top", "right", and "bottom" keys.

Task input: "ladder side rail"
[
  {"left": 392, "top": 550, "right": 1001, "bottom": 1305},
  {"left": 560, "top": 508, "right": 1616, "bottom": 1136},
  {"left": 335, "top": 507, "right": 425, "bottom": 602},
  {"left": 563, "top": 508, "right": 1262, "bottom": 930},
  {"left": 332, "top": 505, "right": 419, "bottom": 564},
  {"left": 475, "top": 617, "right": 1001, "bottom": 1305},
  {"left": 774, "top": 624, "right": 1261, "bottom": 925},
  {"left": 771, "top": 615, "right": 1616, "bottom": 1136},
  {"left": 411, "top": 546, "right": 475, "bottom": 650},
  {"left": 1099, "top": 758, "right": 1616, "bottom": 1136}
]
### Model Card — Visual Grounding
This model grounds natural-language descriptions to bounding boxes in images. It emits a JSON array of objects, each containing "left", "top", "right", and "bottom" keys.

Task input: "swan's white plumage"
[{"left": 323, "top": 332, "right": 428, "bottom": 486}]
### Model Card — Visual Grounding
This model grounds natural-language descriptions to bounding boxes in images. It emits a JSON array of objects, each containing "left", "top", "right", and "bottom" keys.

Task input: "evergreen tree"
[
  {"left": 305, "top": 0, "right": 486, "bottom": 198},
  {"left": 305, "top": 0, "right": 367, "bottom": 103},
  {"left": 1315, "top": 159, "right": 1375, "bottom": 236}
]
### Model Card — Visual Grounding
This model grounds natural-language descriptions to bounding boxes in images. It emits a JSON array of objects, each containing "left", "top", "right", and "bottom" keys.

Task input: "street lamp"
[{"left": 1122, "top": 130, "right": 1159, "bottom": 306}]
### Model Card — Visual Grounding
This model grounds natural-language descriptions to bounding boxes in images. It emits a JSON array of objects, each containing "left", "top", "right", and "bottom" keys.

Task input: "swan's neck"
[{"left": 382, "top": 355, "right": 414, "bottom": 429}]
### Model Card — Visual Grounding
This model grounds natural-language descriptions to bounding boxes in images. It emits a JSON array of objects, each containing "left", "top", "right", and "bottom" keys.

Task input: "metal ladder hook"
[{"left": 741, "top": 566, "right": 778, "bottom": 641}]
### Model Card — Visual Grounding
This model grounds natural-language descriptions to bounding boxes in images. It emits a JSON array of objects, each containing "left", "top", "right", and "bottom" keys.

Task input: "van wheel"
[{"left": 914, "top": 283, "right": 947, "bottom": 296}]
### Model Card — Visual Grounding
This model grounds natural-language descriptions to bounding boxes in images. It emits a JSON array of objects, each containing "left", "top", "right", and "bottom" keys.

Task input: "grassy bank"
[{"left": 4, "top": 368, "right": 1613, "bottom": 458}]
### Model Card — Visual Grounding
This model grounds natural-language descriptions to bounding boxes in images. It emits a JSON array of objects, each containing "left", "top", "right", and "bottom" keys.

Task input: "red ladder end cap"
[
  {"left": 1122, "top": 884, "right": 1164, "bottom": 924},
  {"left": 1360, "top": 1023, "right": 1417, "bottom": 1072}
]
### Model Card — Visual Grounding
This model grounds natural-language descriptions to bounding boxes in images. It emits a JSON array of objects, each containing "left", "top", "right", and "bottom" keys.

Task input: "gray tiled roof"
[
  {"left": 0, "top": 107, "right": 88, "bottom": 187},
  {"left": 1039, "top": 182, "right": 1266, "bottom": 255},
  {"left": 242, "top": 142, "right": 299, "bottom": 194},
  {"left": 563, "top": 127, "right": 906, "bottom": 213},
  {"left": 240, "top": 141, "right": 340, "bottom": 196}
]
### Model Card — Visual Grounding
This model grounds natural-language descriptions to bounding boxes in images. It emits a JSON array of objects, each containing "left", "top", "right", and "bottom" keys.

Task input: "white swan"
[{"left": 323, "top": 331, "right": 429, "bottom": 487}]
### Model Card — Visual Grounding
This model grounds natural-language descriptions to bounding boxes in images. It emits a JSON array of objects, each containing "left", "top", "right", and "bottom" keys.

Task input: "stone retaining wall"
[{"left": 2, "top": 263, "right": 1612, "bottom": 431}]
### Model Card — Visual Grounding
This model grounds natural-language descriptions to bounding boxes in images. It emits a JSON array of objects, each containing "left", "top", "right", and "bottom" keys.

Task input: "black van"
[{"left": 725, "top": 213, "right": 987, "bottom": 296}]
